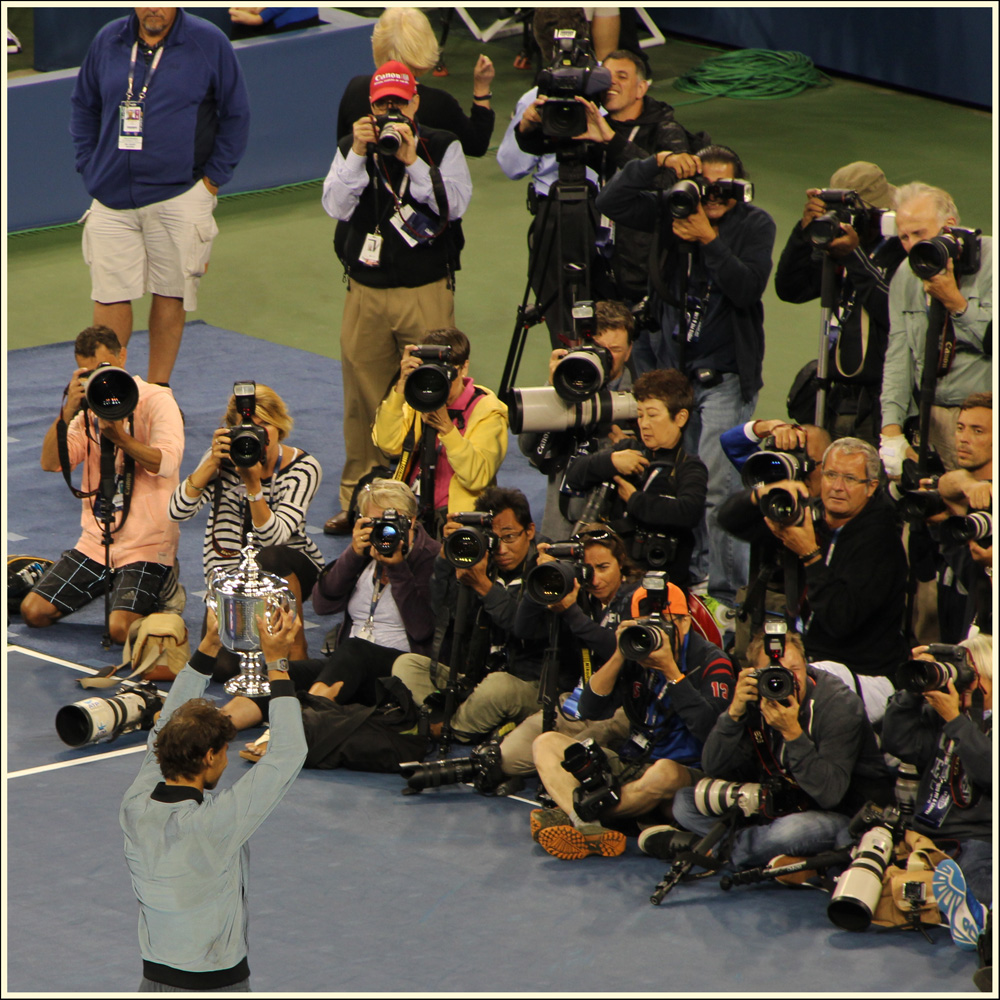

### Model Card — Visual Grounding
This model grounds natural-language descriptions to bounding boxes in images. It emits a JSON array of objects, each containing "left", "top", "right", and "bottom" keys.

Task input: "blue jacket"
[{"left": 70, "top": 8, "right": 250, "bottom": 209}]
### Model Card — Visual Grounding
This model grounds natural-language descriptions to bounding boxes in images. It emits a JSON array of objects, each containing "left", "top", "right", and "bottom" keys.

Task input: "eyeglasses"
[
  {"left": 372, "top": 97, "right": 408, "bottom": 112},
  {"left": 821, "top": 470, "right": 870, "bottom": 487},
  {"left": 497, "top": 527, "right": 526, "bottom": 547},
  {"left": 571, "top": 528, "right": 617, "bottom": 544}
]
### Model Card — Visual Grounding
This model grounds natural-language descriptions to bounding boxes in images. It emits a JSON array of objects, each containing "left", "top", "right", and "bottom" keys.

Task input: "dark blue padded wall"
[
  {"left": 649, "top": 7, "right": 993, "bottom": 109},
  {"left": 7, "top": 17, "right": 375, "bottom": 232}
]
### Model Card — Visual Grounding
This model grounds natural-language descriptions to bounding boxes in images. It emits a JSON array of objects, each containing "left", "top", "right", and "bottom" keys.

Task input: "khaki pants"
[{"left": 338, "top": 278, "right": 454, "bottom": 509}]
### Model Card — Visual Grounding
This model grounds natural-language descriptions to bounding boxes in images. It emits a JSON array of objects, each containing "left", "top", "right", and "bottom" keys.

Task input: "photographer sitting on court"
[
  {"left": 372, "top": 327, "right": 508, "bottom": 537},
  {"left": 169, "top": 383, "right": 323, "bottom": 679},
  {"left": 530, "top": 580, "right": 735, "bottom": 860},
  {"left": 882, "top": 633, "right": 993, "bottom": 907},
  {"left": 497, "top": 526, "right": 638, "bottom": 780},
  {"left": 725, "top": 437, "right": 907, "bottom": 679},
  {"left": 563, "top": 368, "right": 707, "bottom": 587},
  {"left": 392, "top": 486, "right": 553, "bottom": 742},
  {"left": 22, "top": 326, "right": 184, "bottom": 643},
  {"left": 774, "top": 162, "right": 904, "bottom": 442},
  {"left": 661, "top": 628, "right": 891, "bottom": 868},
  {"left": 519, "top": 300, "right": 636, "bottom": 538}
]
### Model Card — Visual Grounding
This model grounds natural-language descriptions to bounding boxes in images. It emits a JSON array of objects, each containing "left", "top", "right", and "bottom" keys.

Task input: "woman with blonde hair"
[
  {"left": 170, "top": 383, "right": 323, "bottom": 678},
  {"left": 335, "top": 7, "right": 496, "bottom": 157}
]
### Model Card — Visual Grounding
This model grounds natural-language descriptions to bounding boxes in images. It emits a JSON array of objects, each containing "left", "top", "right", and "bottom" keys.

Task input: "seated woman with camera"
[
  {"left": 222, "top": 479, "right": 439, "bottom": 750},
  {"left": 168, "top": 383, "right": 323, "bottom": 680},
  {"left": 563, "top": 369, "right": 707, "bottom": 589}
]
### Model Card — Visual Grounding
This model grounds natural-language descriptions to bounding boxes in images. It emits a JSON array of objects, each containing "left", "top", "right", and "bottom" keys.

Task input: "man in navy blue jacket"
[{"left": 70, "top": 7, "right": 250, "bottom": 385}]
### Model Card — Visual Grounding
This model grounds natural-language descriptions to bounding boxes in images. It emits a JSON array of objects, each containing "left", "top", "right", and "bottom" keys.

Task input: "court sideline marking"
[{"left": 7, "top": 644, "right": 156, "bottom": 779}]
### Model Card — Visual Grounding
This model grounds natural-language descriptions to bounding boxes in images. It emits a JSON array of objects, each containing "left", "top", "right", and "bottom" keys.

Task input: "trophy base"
[{"left": 224, "top": 673, "right": 272, "bottom": 698}]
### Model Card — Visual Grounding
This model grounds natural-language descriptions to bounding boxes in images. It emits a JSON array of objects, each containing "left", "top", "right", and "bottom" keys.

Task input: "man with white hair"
[
  {"left": 751, "top": 437, "right": 908, "bottom": 678},
  {"left": 879, "top": 182, "right": 992, "bottom": 473}
]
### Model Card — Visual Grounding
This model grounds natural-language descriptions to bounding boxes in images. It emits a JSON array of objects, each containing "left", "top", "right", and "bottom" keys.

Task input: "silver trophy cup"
[{"left": 205, "top": 534, "right": 298, "bottom": 697}]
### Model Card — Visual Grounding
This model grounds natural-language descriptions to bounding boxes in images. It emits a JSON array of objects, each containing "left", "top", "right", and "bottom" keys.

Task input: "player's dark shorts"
[{"left": 29, "top": 548, "right": 170, "bottom": 616}]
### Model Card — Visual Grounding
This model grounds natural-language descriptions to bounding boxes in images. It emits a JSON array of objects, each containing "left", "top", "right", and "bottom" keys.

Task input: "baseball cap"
[
  {"left": 829, "top": 161, "right": 897, "bottom": 210},
  {"left": 631, "top": 582, "right": 689, "bottom": 619},
  {"left": 370, "top": 61, "right": 417, "bottom": 104}
]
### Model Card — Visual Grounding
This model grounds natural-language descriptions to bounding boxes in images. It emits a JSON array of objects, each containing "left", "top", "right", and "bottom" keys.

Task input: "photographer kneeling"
[
  {"left": 883, "top": 634, "right": 993, "bottom": 908},
  {"left": 169, "top": 383, "right": 323, "bottom": 679},
  {"left": 372, "top": 327, "right": 508, "bottom": 537},
  {"left": 662, "top": 628, "right": 891, "bottom": 867},
  {"left": 564, "top": 368, "right": 707, "bottom": 588},
  {"left": 531, "top": 579, "right": 734, "bottom": 860}
]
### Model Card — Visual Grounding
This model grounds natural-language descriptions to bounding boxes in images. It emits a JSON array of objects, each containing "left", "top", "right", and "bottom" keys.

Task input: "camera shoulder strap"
[{"left": 56, "top": 414, "right": 98, "bottom": 499}]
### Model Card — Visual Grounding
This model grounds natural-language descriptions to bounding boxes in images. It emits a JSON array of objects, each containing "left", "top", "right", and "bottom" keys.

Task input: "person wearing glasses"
[
  {"left": 748, "top": 437, "right": 907, "bottom": 678},
  {"left": 321, "top": 59, "right": 472, "bottom": 536},
  {"left": 391, "top": 486, "right": 553, "bottom": 742}
]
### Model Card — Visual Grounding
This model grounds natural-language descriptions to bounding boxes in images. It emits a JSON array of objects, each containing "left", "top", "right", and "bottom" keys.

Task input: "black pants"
[{"left": 251, "top": 638, "right": 404, "bottom": 718}]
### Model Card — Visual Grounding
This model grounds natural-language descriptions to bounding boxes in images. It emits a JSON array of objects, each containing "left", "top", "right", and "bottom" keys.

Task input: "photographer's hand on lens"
[
  {"left": 573, "top": 97, "right": 614, "bottom": 143},
  {"left": 547, "top": 349, "right": 568, "bottom": 385},
  {"left": 759, "top": 687, "right": 803, "bottom": 739},
  {"left": 351, "top": 115, "right": 379, "bottom": 156},
  {"left": 765, "top": 514, "right": 820, "bottom": 564},
  {"left": 352, "top": 516, "right": 374, "bottom": 557},
  {"left": 641, "top": 637, "right": 683, "bottom": 682},
  {"left": 548, "top": 578, "right": 581, "bottom": 614},
  {"left": 657, "top": 151, "right": 700, "bottom": 178},
  {"left": 63, "top": 367, "right": 89, "bottom": 423},
  {"left": 968, "top": 538, "right": 993, "bottom": 568},
  {"left": 422, "top": 406, "right": 455, "bottom": 435},
  {"left": 827, "top": 222, "right": 861, "bottom": 258},
  {"left": 393, "top": 121, "right": 418, "bottom": 166},
  {"left": 728, "top": 665, "right": 760, "bottom": 721},
  {"left": 97, "top": 417, "right": 129, "bottom": 446},
  {"left": 256, "top": 605, "right": 298, "bottom": 668},
  {"left": 517, "top": 97, "right": 546, "bottom": 133},
  {"left": 395, "top": 346, "right": 423, "bottom": 393},
  {"left": 610, "top": 448, "right": 649, "bottom": 477},
  {"left": 672, "top": 201, "right": 717, "bottom": 246},
  {"left": 924, "top": 679, "right": 962, "bottom": 723},
  {"left": 535, "top": 542, "right": 556, "bottom": 565},
  {"left": 801, "top": 190, "right": 828, "bottom": 229},
  {"left": 921, "top": 258, "right": 967, "bottom": 314},
  {"left": 455, "top": 552, "right": 493, "bottom": 596}
]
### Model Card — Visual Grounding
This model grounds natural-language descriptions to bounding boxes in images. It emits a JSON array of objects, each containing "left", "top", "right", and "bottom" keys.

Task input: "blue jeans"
[
  {"left": 682, "top": 374, "right": 756, "bottom": 603},
  {"left": 673, "top": 785, "right": 853, "bottom": 869},
  {"left": 959, "top": 838, "right": 993, "bottom": 907}
]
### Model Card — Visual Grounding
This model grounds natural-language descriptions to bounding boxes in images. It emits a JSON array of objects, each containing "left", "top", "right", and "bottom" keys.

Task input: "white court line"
[
  {"left": 7, "top": 644, "right": 103, "bottom": 673},
  {"left": 8, "top": 744, "right": 148, "bottom": 779}
]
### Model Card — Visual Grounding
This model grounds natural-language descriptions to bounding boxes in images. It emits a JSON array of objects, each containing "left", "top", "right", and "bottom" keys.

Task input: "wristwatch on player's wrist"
[{"left": 266, "top": 657, "right": 290, "bottom": 673}]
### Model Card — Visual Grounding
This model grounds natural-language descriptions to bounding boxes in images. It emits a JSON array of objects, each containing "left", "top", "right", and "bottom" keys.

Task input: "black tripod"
[{"left": 499, "top": 146, "right": 599, "bottom": 402}]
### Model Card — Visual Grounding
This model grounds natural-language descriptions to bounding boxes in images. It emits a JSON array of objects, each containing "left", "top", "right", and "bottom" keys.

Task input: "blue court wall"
[
  {"left": 649, "top": 7, "right": 993, "bottom": 109},
  {"left": 6, "top": 19, "right": 375, "bottom": 233}
]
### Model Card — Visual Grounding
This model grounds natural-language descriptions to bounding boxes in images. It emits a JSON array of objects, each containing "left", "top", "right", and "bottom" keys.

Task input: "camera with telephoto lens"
[
  {"left": 803, "top": 189, "right": 887, "bottom": 250},
  {"left": 552, "top": 344, "right": 613, "bottom": 401},
  {"left": 665, "top": 176, "right": 754, "bottom": 220},
  {"left": 753, "top": 621, "right": 797, "bottom": 703},
  {"left": 535, "top": 30, "right": 612, "bottom": 140},
  {"left": 228, "top": 381, "right": 268, "bottom": 468},
  {"left": 908, "top": 226, "right": 982, "bottom": 279},
  {"left": 618, "top": 572, "right": 678, "bottom": 660},
  {"left": 81, "top": 362, "right": 139, "bottom": 421},
  {"left": 373, "top": 108, "right": 409, "bottom": 156},
  {"left": 442, "top": 511, "right": 497, "bottom": 568},
  {"left": 525, "top": 541, "right": 593, "bottom": 604},
  {"left": 368, "top": 508, "right": 411, "bottom": 558},
  {"left": 895, "top": 643, "right": 976, "bottom": 695},
  {"left": 404, "top": 345, "right": 459, "bottom": 413},
  {"left": 827, "top": 801, "right": 905, "bottom": 932},
  {"left": 400, "top": 739, "right": 506, "bottom": 794},
  {"left": 55, "top": 682, "right": 163, "bottom": 748},
  {"left": 509, "top": 385, "right": 637, "bottom": 434},
  {"left": 897, "top": 488, "right": 948, "bottom": 521},
  {"left": 693, "top": 775, "right": 805, "bottom": 820},
  {"left": 561, "top": 737, "right": 621, "bottom": 820},
  {"left": 939, "top": 511, "right": 992, "bottom": 547},
  {"left": 742, "top": 435, "right": 815, "bottom": 527}
]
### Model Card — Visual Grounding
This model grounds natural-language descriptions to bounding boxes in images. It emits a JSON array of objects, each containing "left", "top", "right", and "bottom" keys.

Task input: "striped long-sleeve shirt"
[{"left": 168, "top": 447, "right": 323, "bottom": 585}]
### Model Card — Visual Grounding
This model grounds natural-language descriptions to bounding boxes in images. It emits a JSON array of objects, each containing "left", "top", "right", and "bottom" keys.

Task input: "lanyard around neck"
[{"left": 126, "top": 41, "right": 164, "bottom": 102}]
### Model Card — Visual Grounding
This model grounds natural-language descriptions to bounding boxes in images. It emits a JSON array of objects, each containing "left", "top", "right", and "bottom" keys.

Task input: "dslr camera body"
[
  {"left": 373, "top": 109, "right": 410, "bottom": 157},
  {"left": 535, "top": 29, "right": 612, "bottom": 140},
  {"left": 524, "top": 540, "right": 594, "bottom": 604},
  {"left": 404, "top": 345, "right": 459, "bottom": 413},
  {"left": 368, "top": 508, "right": 412, "bottom": 558},
  {"left": 442, "top": 511, "right": 497, "bottom": 568},
  {"left": 228, "top": 380, "right": 269, "bottom": 468},
  {"left": 804, "top": 188, "right": 888, "bottom": 250},
  {"left": 617, "top": 572, "right": 678, "bottom": 660},
  {"left": 665, "top": 175, "right": 754, "bottom": 220},
  {"left": 908, "top": 226, "right": 982, "bottom": 279}
]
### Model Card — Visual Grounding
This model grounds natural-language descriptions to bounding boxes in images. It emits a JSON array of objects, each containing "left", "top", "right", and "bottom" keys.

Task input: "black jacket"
[{"left": 595, "top": 155, "right": 776, "bottom": 402}]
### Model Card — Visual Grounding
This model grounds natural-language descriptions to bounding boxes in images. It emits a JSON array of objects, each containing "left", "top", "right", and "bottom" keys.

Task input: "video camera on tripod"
[{"left": 535, "top": 29, "right": 612, "bottom": 140}]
